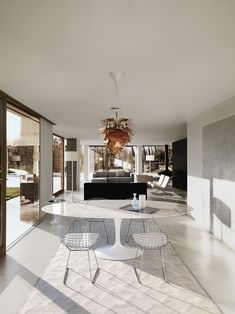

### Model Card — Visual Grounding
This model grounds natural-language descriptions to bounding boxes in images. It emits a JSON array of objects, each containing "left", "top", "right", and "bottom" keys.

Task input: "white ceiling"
[{"left": 0, "top": 0, "right": 235, "bottom": 144}]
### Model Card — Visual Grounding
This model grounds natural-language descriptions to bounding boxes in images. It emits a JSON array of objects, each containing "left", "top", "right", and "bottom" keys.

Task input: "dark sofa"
[
  {"left": 84, "top": 182, "right": 147, "bottom": 200},
  {"left": 92, "top": 171, "right": 134, "bottom": 183}
]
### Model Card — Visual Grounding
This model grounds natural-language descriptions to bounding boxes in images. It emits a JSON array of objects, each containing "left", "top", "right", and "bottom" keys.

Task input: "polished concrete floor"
[{"left": 0, "top": 194, "right": 235, "bottom": 313}]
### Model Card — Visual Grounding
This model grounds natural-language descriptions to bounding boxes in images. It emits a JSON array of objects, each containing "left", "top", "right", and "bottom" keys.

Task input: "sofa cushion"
[
  {"left": 107, "top": 172, "right": 116, "bottom": 177},
  {"left": 108, "top": 177, "right": 132, "bottom": 183},
  {"left": 92, "top": 177, "right": 107, "bottom": 183},
  {"left": 95, "top": 171, "right": 108, "bottom": 177},
  {"left": 116, "top": 170, "right": 125, "bottom": 177}
]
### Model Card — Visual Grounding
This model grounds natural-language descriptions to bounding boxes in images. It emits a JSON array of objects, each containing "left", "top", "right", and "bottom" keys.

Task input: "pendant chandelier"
[{"left": 100, "top": 71, "right": 133, "bottom": 154}]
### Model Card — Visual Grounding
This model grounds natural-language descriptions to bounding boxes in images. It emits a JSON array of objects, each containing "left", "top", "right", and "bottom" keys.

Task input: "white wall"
[
  {"left": 40, "top": 118, "right": 53, "bottom": 215},
  {"left": 187, "top": 97, "right": 235, "bottom": 249}
]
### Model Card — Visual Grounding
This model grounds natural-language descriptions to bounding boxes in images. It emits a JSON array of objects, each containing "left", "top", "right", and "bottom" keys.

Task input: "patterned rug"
[{"left": 18, "top": 220, "right": 220, "bottom": 314}]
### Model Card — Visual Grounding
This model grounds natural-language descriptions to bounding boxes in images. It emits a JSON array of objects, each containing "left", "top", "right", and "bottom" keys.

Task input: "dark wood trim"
[
  {"left": 7, "top": 104, "right": 40, "bottom": 123},
  {"left": 0, "top": 90, "right": 55, "bottom": 125},
  {"left": 53, "top": 189, "right": 64, "bottom": 197}
]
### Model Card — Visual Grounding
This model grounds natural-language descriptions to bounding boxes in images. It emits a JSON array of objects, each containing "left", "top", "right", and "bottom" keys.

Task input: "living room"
[{"left": 0, "top": 1, "right": 235, "bottom": 314}]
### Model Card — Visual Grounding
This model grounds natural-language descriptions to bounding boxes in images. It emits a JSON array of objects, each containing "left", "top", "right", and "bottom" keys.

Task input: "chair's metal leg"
[
  {"left": 133, "top": 247, "right": 144, "bottom": 284},
  {"left": 88, "top": 221, "right": 91, "bottom": 232},
  {"left": 160, "top": 249, "right": 168, "bottom": 283},
  {"left": 93, "top": 249, "right": 99, "bottom": 268},
  {"left": 63, "top": 250, "right": 71, "bottom": 285},
  {"left": 139, "top": 248, "right": 144, "bottom": 279},
  {"left": 102, "top": 220, "right": 108, "bottom": 243},
  {"left": 92, "top": 250, "right": 100, "bottom": 284},
  {"left": 142, "top": 220, "right": 146, "bottom": 233},
  {"left": 133, "top": 247, "right": 139, "bottom": 269},
  {"left": 126, "top": 220, "right": 132, "bottom": 243},
  {"left": 87, "top": 250, "right": 92, "bottom": 282}
]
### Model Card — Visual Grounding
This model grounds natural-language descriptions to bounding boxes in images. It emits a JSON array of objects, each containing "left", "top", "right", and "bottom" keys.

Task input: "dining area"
[
  {"left": 14, "top": 196, "right": 221, "bottom": 314},
  {"left": 42, "top": 199, "right": 188, "bottom": 283}
]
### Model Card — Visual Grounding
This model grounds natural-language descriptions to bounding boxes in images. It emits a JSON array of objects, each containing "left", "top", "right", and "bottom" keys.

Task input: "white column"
[
  {"left": 83, "top": 145, "right": 89, "bottom": 182},
  {"left": 136, "top": 145, "right": 143, "bottom": 175},
  {"left": 76, "top": 139, "right": 80, "bottom": 190}
]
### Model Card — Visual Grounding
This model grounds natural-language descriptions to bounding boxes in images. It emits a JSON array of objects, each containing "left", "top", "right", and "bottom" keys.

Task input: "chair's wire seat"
[
  {"left": 133, "top": 232, "right": 168, "bottom": 250},
  {"left": 64, "top": 233, "right": 99, "bottom": 251}
]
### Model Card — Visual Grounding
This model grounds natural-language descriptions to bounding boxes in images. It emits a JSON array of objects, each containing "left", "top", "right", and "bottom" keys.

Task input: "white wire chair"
[
  {"left": 86, "top": 219, "right": 108, "bottom": 243},
  {"left": 126, "top": 219, "right": 148, "bottom": 242},
  {"left": 132, "top": 232, "right": 169, "bottom": 283},
  {"left": 62, "top": 232, "right": 100, "bottom": 284}
]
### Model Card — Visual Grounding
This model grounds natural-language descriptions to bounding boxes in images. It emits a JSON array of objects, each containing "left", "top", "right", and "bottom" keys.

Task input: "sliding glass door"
[
  {"left": 6, "top": 105, "right": 40, "bottom": 246},
  {"left": 0, "top": 97, "right": 6, "bottom": 256}
]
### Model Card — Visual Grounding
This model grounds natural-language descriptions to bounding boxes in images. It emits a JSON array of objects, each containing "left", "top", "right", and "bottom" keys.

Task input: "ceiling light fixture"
[{"left": 100, "top": 71, "right": 133, "bottom": 154}]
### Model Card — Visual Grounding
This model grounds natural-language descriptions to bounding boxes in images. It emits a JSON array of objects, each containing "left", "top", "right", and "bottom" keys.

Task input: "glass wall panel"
[
  {"left": 142, "top": 145, "right": 172, "bottom": 174},
  {"left": 88, "top": 145, "right": 136, "bottom": 175},
  {"left": 7, "top": 107, "right": 40, "bottom": 246},
  {"left": 53, "top": 135, "right": 64, "bottom": 194}
]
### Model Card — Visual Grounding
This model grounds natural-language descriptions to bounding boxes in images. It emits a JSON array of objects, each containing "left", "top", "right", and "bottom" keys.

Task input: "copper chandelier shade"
[{"left": 100, "top": 117, "right": 133, "bottom": 154}]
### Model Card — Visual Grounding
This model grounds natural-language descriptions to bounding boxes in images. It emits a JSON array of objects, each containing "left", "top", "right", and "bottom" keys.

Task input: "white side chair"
[
  {"left": 156, "top": 174, "right": 165, "bottom": 187},
  {"left": 148, "top": 174, "right": 165, "bottom": 188},
  {"left": 132, "top": 232, "right": 169, "bottom": 283},
  {"left": 62, "top": 232, "right": 100, "bottom": 284},
  {"left": 158, "top": 175, "right": 170, "bottom": 192}
]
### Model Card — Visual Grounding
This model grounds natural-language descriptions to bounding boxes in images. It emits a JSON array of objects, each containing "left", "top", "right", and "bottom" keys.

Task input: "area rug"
[
  {"left": 149, "top": 188, "right": 187, "bottom": 205},
  {"left": 18, "top": 220, "right": 221, "bottom": 314}
]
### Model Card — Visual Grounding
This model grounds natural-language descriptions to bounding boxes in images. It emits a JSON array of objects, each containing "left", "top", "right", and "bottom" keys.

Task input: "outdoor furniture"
[
  {"left": 84, "top": 182, "right": 147, "bottom": 200},
  {"left": 133, "top": 232, "right": 169, "bottom": 283},
  {"left": 62, "top": 232, "right": 100, "bottom": 284}
]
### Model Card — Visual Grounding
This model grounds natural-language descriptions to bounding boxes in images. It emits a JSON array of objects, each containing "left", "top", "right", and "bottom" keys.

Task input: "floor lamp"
[{"left": 65, "top": 151, "right": 78, "bottom": 202}]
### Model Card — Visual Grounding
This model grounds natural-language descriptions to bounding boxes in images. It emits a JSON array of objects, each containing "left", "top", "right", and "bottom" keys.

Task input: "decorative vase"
[
  {"left": 132, "top": 193, "right": 139, "bottom": 210},
  {"left": 139, "top": 194, "right": 146, "bottom": 210}
]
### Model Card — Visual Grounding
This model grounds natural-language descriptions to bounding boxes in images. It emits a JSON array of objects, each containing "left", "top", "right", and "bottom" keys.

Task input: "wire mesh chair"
[
  {"left": 132, "top": 232, "right": 169, "bottom": 283},
  {"left": 81, "top": 199, "right": 108, "bottom": 243},
  {"left": 126, "top": 219, "right": 148, "bottom": 242},
  {"left": 62, "top": 232, "right": 100, "bottom": 285},
  {"left": 86, "top": 219, "right": 108, "bottom": 243}
]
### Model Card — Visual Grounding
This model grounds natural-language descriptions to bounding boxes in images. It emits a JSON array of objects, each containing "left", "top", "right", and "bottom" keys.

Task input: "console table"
[{"left": 84, "top": 182, "right": 147, "bottom": 200}]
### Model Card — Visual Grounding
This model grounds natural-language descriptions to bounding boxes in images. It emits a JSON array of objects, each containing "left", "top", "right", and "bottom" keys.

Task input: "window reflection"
[{"left": 53, "top": 135, "right": 64, "bottom": 194}]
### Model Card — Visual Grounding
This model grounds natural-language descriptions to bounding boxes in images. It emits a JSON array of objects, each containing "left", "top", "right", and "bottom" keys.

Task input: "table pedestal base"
[
  {"left": 50, "top": 215, "right": 59, "bottom": 224},
  {"left": 96, "top": 244, "right": 142, "bottom": 261},
  {"left": 95, "top": 218, "right": 143, "bottom": 261}
]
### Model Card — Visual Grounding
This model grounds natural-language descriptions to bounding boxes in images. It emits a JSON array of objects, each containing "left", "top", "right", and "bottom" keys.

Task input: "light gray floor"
[{"left": 0, "top": 192, "right": 235, "bottom": 314}]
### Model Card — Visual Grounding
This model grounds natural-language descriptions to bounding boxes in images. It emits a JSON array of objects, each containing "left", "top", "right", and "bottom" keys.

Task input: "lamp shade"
[
  {"left": 65, "top": 151, "right": 78, "bottom": 161},
  {"left": 146, "top": 155, "right": 154, "bottom": 161}
]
